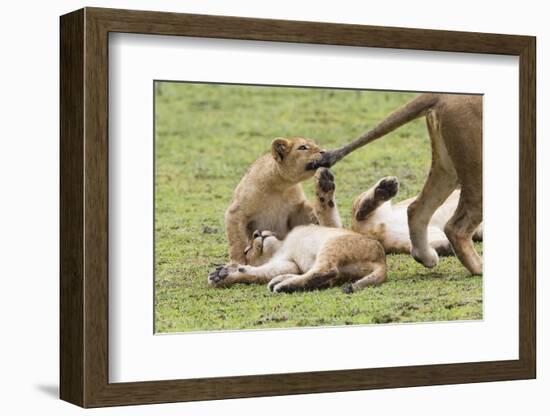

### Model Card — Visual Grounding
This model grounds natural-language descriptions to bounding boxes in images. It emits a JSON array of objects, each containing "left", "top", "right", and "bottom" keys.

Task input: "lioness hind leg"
[
  {"left": 408, "top": 110, "right": 457, "bottom": 269},
  {"left": 472, "top": 224, "right": 483, "bottom": 242},
  {"left": 435, "top": 95, "right": 482, "bottom": 274},
  {"left": 444, "top": 192, "right": 483, "bottom": 275}
]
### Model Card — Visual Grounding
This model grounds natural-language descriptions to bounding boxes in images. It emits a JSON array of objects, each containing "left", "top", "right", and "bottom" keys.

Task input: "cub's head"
[
  {"left": 271, "top": 137, "right": 326, "bottom": 182},
  {"left": 244, "top": 230, "right": 283, "bottom": 266}
]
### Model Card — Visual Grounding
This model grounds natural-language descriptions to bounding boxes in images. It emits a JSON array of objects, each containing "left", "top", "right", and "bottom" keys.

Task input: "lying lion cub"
[
  {"left": 352, "top": 176, "right": 482, "bottom": 255},
  {"left": 208, "top": 225, "right": 386, "bottom": 294}
]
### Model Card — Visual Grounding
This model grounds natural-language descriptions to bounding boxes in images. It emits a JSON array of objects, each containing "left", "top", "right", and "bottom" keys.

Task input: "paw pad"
[
  {"left": 375, "top": 177, "right": 399, "bottom": 199},
  {"left": 208, "top": 266, "right": 229, "bottom": 284},
  {"left": 317, "top": 168, "right": 336, "bottom": 193},
  {"left": 341, "top": 283, "right": 354, "bottom": 294}
]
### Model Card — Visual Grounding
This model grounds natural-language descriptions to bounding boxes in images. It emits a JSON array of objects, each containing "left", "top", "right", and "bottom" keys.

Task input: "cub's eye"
[{"left": 297, "top": 145, "right": 308, "bottom": 150}]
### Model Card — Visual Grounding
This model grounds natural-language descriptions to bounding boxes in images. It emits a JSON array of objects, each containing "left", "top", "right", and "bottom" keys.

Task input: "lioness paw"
[{"left": 411, "top": 246, "right": 439, "bottom": 269}]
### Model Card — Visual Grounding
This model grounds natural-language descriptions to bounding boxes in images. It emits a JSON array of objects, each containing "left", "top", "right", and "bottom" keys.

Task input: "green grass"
[{"left": 154, "top": 82, "right": 482, "bottom": 333}]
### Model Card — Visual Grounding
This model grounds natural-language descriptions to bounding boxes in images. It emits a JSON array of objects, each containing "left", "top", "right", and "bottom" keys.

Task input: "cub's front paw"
[
  {"left": 316, "top": 168, "right": 335, "bottom": 193},
  {"left": 208, "top": 264, "right": 239, "bottom": 287},
  {"left": 315, "top": 168, "right": 336, "bottom": 207},
  {"left": 208, "top": 266, "right": 229, "bottom": 287}
]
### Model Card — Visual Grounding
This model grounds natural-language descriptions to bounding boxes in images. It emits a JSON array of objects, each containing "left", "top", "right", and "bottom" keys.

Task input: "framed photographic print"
[{"left": 60, "top": 7, "right": 536, "bottom": 408}]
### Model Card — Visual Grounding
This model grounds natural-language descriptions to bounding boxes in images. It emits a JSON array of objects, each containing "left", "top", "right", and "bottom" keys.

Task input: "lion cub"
[
  {"left": 208, "top": 225, "right": 386, "bottom": 293},
  {"left": 224, "top": 137, "right": 341, "bottom": 264},
  {"left": 352, "top": 176, "right": 483, "bottom": 255}
]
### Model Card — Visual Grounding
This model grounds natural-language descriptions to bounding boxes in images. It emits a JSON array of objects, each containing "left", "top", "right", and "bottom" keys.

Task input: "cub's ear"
[{"left": 271, "top": 138, "right": 291, "bottom": 162}]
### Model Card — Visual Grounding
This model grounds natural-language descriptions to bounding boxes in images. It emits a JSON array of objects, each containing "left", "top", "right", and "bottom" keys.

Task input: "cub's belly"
[
  {"left": 293, "top": 240, "right": 324, "bottom": 272},
  {"left": 356, "top": 215, "right": 410, "bottom": 252}
]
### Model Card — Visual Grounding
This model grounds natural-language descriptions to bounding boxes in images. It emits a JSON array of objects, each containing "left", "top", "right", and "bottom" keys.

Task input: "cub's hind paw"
[
  {"left": 341, "top": 283, "right": 354, "bottom": 294},
  {"left": 375, "top": 176, "right": 399, "bottom": 200},
  {"left": 268, "top": 274, "right": 295, "bottom": 292},
  {"left": 271, "top": 278, "right": 305, "bottom": 294}
]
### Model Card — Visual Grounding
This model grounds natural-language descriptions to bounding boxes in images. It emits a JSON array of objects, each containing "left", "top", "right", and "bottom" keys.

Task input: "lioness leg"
[
  {"left": 270, "top": 234, "right": 385, "bottom": 293},
  {"left": 408, "top": 110, "right": 458, "bottom": 268},
  {"left": 208, "top": 260, "right": 299, "bottom": 287},
  {"left": 444, "top": 191, "right": 483, "bottom": 275},
  {"left": 436, "top": 97, "right": 482, "bottom": 275},
  {"left": 472, "top": 225, "right": 483, "bottom": 242}
]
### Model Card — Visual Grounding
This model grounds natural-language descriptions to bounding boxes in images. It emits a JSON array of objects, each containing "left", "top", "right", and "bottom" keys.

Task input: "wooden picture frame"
[{"left": 60, "top": 7, "right": 536, "bottom": 408}]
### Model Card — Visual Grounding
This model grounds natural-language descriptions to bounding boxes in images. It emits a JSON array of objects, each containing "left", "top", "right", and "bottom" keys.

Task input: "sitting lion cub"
[
  {"left": 352, "top": 176, "right": 483, "bottom": 255},
  {"left": 224, "top": 137, "right": 341, "bottom": 264},
  {"left": 208, "top": 225, "right": 386, "bottom": 294}
]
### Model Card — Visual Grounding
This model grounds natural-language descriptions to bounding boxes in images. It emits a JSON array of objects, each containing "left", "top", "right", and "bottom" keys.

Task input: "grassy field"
[{"left": 154, "top": 82, "right": 482, "bottom": 333}]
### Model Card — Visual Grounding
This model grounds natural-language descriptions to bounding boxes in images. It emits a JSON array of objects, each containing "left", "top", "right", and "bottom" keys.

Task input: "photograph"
[
  {"left": 154, "top": 82, "right": 483, "bottom": 333},
  {"left": 54, "top": 4, "right": 538, "bottom": 409}
]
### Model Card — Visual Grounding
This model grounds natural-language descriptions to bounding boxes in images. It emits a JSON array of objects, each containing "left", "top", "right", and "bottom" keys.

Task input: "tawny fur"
[
  {"left": 313, "top": 93, "right": 483, "bottom": 275},
  {"left": 224, "top": 137, "right": 341, "bottom": 264},
  {"left": 208, "top": 225, "right": 386, "bottom": 293},
  {"left": 352, "top": 177, "right": 482, "bottom": 256}
]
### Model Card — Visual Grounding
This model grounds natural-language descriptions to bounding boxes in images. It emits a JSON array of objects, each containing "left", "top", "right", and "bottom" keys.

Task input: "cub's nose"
[{"left": 253, "top": 230, "right": 261, "bottom": 239}]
